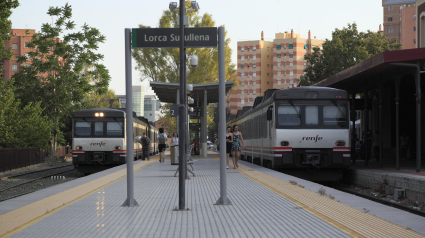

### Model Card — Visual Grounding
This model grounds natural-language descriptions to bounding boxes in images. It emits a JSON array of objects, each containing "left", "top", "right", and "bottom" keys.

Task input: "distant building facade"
[
  {"left": 382, "top": 0, "right": 417, "bottom": 49},
  {"left": 227, "top": 30, "right": 324, "bottom": 115},
  {"left": 416, "top": 0, "right": 425, "bottom": 47},
  {"left": 144, "top": 95, "right": 161, "bottom": 122},
  {"left": 116, "top": 85, "right": 145, "bottom": 117},
  {"left": 1, "top": 29, "right": 35, "bottom": 80}
]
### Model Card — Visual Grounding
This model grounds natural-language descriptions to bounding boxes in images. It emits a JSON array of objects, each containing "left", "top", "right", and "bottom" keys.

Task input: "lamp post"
[{"left": 169, "top": 0, "right": 200, "bottom": 210}]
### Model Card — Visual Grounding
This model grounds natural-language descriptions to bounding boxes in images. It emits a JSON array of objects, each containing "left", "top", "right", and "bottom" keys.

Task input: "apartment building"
[
  {"left": 417, "top": 0, "right": 425, "bottom": 48},
  {"left": 272, "top": 30, "right": 323, "bottom": 90},
  {"left": 383, "top": 0, "right": 417, "bottom": 49},
  {"left": 228, "top": 30, "right": 323, "bottom": 115},
  {"left": 1, "top": 29, "right": 36, "bottom": 80},
  {"left": 228, "top": 31, "right": 274, "bottom": 115}
]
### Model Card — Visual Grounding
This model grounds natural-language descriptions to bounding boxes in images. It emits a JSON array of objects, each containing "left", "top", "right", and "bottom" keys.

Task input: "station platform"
[{"left": 1, "top": 153, "right": 425, "bottom": 238}]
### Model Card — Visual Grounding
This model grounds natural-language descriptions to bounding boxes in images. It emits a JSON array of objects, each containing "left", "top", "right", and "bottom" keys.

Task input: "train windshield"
[
  {"left": 74, "top": 119, "right": 124, "bottom": 137},
  {"left": 276, "top": 100, "right": 348, "bottom": 129}
]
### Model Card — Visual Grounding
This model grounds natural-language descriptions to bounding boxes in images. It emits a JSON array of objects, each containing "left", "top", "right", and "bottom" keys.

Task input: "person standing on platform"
[
  {"left": 156, "top": 128, "right": 167, "bottom": 163},
  {"left": 171, "top": 132, "right": 179, "bottom": 146},
  {"left": 191, "top": 139, "right": 198, "bottom": 155},
  {"left": 231, "top": 125, "right": 245, "bottom": 169},
  {"left": 225, "top": 126, "right": 233, "bottom": 169},
  {"left": 140, "top": 132, "right": 151, "bottom": 161}
]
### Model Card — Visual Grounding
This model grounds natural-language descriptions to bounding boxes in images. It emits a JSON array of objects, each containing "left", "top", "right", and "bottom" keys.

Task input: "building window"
[
  {"left": 12, "top": 43, "right": 18, "bottom": 49},
  {"left": 283, "top": 53, "right": 286, "bottom": 58},
  {"left": 267, "top": 73, "right": 270, "bottom": 76},
  {"left": 277, "top": 71, "right": 281, "bottom": 76},
  {"left": 24, "top": 42, "right": 30, "bottom": 48},
  {"left": 276, "top": 45, "right": 281, "bottom": 50},
  {"left": 247, "top": 46, "right": 250, "bottom": 51},
  {"left": 277, "top": 63, "right": 281, "bottom": 67},
  {"left": 290, "top": 71, "right": 293, "bottom": 76},
  {"left": 25, "top": 64, "right": 30, "bottom": 68},
  {"left": 247, "top": 81, "right": 250, "bottom": 86},
  {"left": 288, "top": 44, "right": 293, "bottom": 49},
  {"left": 277, "top": 80, "right": 281, "bottom": 85},
  {"left": 289, "top": 79, "right": 293, "bottom": 84},
  {"left": 289, "top": 53, "right": 293, "bottom": 58},
  {"left": 267, "top": 55, "right": 270, "bottom": 59},
  {"left": 253, "top": 55, "right": 256, "bottom": 60},
  {"left": 241, "top": 90, "right": 244, "bottom": 95},
  {"left": 241, "top": 47, "right": 244, "bottom": 52},
  {"left": 284, "top": 71, "right": 286, "bottom": 76},
  {"left": 290, "top": 62, "right": 293, "bottom": 67},
  {"left": 253, "top": 72, "right": 256, "bottom": 77},
  {"left": 414, "top": 39, "right": 416, "bottom": 44},
  {"left": 267, "top": 64, "right": 270, "bottom": 68},
  {"left": 12, "top": 65, "right": 18, "bottom": 71},
  {"left": 284, "top": 79, "right": 287, "bottom": 85},
  {"left": 241, "top": 81, "right": 245, "bottom": 86},
  {"left": 277, "top": 53, "right": 281, "bottom": 58},
  {"left": 284, "top": 62, "right": 286, "bottom": 67},
  {"left": 388, "top": 17, "right": 392, "bottom": 22},
  {"left": 241, "top": 73, "right": 245, "bottom": 78},
  {"left": 253, "top": 63, "right": 256, "bottom": 69},
  {"left": 247, "top": 55, "right": 250, "bottom": 60},
  {"left": 388, "top": 28, "right": 393, "bottom": 33},
  {"left": 284, "top": 44, "right": 287, "bottom": 49},
  {"left": 253, "top": 46, "right": 256, "bottom": 51},
  {"left": 241, "top": 55, "right": 244, "bottom": 60},
  {"left": 414, "top": 27, "right": 416, "bottom": 32},
  {"left": 241, "top": 99, "right": 245, "bottom": 104},
  {"left": 253, "top": 90, "right": 256, "bottom": 95},
  {"left": 414, "top": 15, "right": 416, "bottom": 20},
  {"left": 388, "top": 6, "right": 392, "bottom": 11},
  {"left": 267, "top": 47, "right": 270, "bottom": 51},
  {"left": 241, "top": 64, "right": 244, "bottom": 69}
]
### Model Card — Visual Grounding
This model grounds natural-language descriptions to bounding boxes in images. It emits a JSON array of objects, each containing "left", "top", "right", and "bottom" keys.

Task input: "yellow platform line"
[
  {"left": 212, "top": 155, "right": 424, "bottom": 238},
  {"left": 0, "top": 157, "right": 159, "bottom": 238}
]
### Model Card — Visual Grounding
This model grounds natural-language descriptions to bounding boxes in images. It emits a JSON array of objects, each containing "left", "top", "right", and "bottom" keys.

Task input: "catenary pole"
[
  {"left": 122, "top": 28, "right": 138, "bottom": 207},
  {"left": 216, "top": 27, "right": 231, "bottom": 205}
]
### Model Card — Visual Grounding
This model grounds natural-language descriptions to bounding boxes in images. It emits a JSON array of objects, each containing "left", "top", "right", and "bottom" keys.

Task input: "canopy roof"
[{"left": 149, "top": 81, "right": 234, "bottom": 105}]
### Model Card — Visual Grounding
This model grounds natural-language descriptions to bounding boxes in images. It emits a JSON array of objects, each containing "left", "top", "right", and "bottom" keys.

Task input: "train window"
[
  {"left": 323, "top": 105, "right": 347, "bottom": 127},
  {"left": 94, "top": 122, "right": 103, "bottom": 136},
  {"left": 305, "top": 106, "right": 319, "bottom": 125},
  {"left": 277, "top": 106, "right": 301, "bottom": 126},
  {"left": 107, "top": 122, "right": 123, "bottom": 136},
  {"left": 75, "top": 121, "right": 91, "bottom": 136}
]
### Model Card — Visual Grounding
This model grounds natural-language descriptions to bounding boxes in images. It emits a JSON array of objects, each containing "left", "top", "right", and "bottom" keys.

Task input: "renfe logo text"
[
  {"left": 302, "top": 136, "right": 323, "bottom": 143},
  {"left": 90, "top": 142, "right": 106, "bottom": 147}
]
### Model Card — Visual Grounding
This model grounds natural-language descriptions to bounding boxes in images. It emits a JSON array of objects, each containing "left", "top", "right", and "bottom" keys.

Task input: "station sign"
[
  {"left": 170, "top": 104, "right": 180, "bottom": 117},
  {"left": 132, "top": 27, "right": 217, "bottom": 48},
  {"left": 189, "top": 107, "right": 203, "bottom": 118},
  {"left": 189, "top": 123, "right": 201, "bottom": 129}
]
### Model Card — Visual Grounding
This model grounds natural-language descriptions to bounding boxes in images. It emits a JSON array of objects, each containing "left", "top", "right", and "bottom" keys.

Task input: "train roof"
[
  {"left": 252, "top": 97, "right": 263, "bottom": 108},
  {"left": 73, "top": 108, "right": 126, "bottom": 118}
]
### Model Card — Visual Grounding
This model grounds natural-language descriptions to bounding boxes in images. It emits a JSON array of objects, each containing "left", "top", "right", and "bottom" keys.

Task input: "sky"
[{"left": 10, "top": 0, "right": 385, "bottom": 96}]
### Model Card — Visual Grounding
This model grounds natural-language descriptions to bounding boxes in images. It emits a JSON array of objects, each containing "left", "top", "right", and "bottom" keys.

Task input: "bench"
[{"left": 174, "top": 144, "right": 196, "bottom": 178}]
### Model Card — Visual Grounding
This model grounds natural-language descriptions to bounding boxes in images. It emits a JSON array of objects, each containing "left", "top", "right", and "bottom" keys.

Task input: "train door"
[{"left": 268, "top": 105, "right": 274, "bottom": 157}]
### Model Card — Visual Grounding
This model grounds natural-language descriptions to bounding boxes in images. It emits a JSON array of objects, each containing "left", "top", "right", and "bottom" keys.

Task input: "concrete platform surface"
[{"left": 0, "top": 154, "right": 423, "bottom": 238}]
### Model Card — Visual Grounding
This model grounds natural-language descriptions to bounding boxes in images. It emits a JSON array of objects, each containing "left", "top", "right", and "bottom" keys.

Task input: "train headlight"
[
  {"left": 76, "top": 146, "right": 83, "bottom": 150},
  {"left": 280, "top": 141, "right": 289, "bottom": 146},
  {"left": 95, "top": 113, "right": 99, "bottom": 117},
  {"left": 115, "top": 146, "right": 121, "bottom": 150},
  {"left": 335, "top": 140, "right": 346, "bottom": 147},
  {"left": 100, "top": 112, "right": 104, "bottom": 117}
]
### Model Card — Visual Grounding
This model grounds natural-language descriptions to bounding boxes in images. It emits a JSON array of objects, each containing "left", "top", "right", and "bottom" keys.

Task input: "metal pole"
[
  {"left": 216, "top": 27, "right": 231, "bottom": 205},
  {"left": 177, "top": 0, "right": 186, "bottom": 210},
  {"left": 176, "top": 89, "right": 180, "bottom": 136},
  {"left": 351, "top": 90, "right": 356, "bottom": 165},
  {"left": 364, "top": 89, "right": 369, "bottom": 167},
  {"left": 202, "top": 89, "right": 208, "bottom": 157},
  {"left": 122, "top": 28, "right": 138, "bottom": 207},
  {"left": 395, "top": 78, "right": 400, "bottom": 170},
  {"left": 378, "top": 84, "right": 383, "bottom": 169}
]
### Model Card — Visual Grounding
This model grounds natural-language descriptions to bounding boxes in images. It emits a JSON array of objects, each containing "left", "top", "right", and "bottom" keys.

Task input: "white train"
[
  {"left": 227, "top": 87, "right": 351, "bottom": 181},
  {"left": 72, "top": 108, "right": 158, "bottom": 174}
]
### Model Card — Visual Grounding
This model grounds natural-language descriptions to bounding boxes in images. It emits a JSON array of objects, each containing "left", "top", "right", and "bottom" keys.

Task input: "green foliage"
[
  {"left": 81, "top": 88, "right": 121, "bottom": 109},
  {"left": 12, "top": 3, "right": 110, "bottom": 150},
  {"left": 0, "top": 0, "right": 19, "bottom": 66},
  {"left": 0, "top": 79, "right": 53, "bottom": 148},
  {"left": 301, "top": 23, "right": 402, "bottom": 86}
]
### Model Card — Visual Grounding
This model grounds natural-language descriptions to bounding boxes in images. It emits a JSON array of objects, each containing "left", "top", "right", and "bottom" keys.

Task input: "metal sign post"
[
  {"left": 122, "top": 28, "right": 138, "bottom": 207},
  {"left": 215, "top": 27, "right": 231, "bottom": 205}
]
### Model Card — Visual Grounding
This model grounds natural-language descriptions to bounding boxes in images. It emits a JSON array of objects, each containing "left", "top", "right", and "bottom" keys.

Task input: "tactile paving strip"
[{"left": 215, "top": 155, "right": 424, "bottom": 238}]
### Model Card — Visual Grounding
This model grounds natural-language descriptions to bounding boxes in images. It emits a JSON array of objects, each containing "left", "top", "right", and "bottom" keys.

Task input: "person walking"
[
  {"left": 231, "top": 125, "right": 245, "bottom": 169},
  {"left": 140, "top": 132, "right": 151, "bottom": 161},
  {"left": 156, "top": 128, "right": 167, "bottom": 163},
  {"left": 225, "top": 126, "right": 233, "bottom": 169}
]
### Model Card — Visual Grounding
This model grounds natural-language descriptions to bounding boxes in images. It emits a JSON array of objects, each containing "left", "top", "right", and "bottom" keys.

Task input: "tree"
[
  {"left": 13, "top": 3, "right": 110, "bottom": 157},
  {"left": 0, "top": 0, "right": 19, "bottom": 72},
  {"left": 301, "top": 23, "right": 401, "bottom": 86},
  {"left": 81, "top": 88, "right": 121, "bottom": 109},
  {"left": 0, "top": 79, "right": 53, "bottom": 148}
]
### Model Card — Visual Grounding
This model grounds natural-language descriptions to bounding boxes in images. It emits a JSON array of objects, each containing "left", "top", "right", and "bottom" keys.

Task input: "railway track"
[{"left": 0, "top": 165, "right": 80, "bottom": 202}]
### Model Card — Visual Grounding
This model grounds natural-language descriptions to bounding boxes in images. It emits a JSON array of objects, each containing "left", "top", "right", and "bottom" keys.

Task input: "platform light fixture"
[
  {"left": 169, "top": 2, "right": 178, "bottom": 11},
  {"left": 191, "top": 1, "right": 200, "bottom": 11}
]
